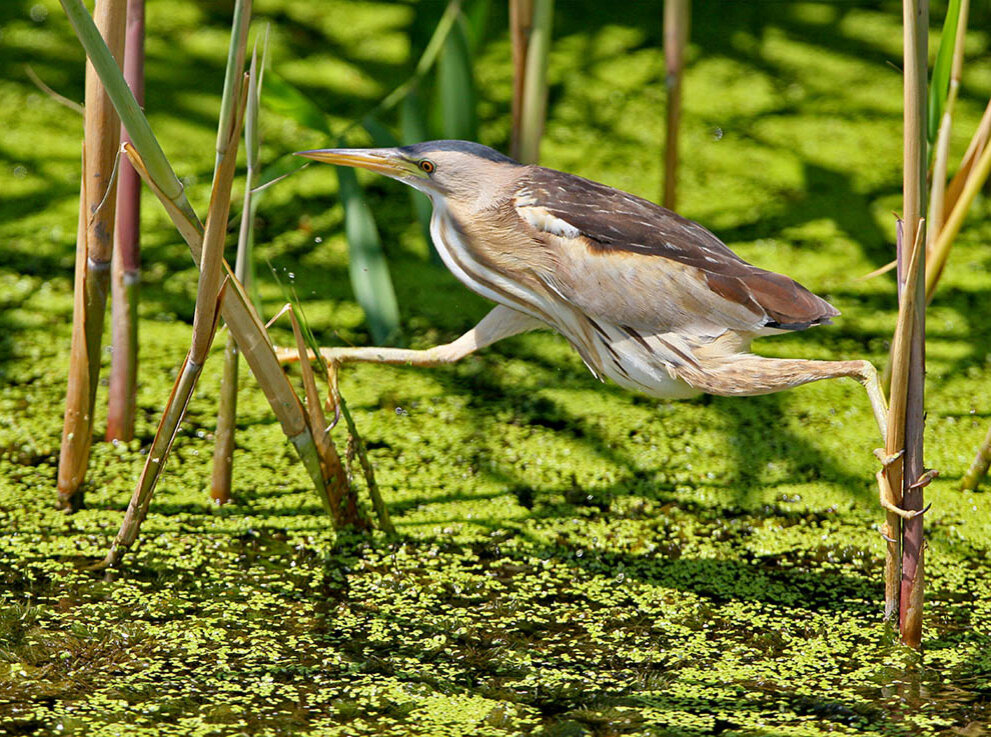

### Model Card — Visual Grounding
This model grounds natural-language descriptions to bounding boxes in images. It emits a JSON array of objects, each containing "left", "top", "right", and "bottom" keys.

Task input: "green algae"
[{"left": 3, "top": 0, "right": 991, "bottom": 735}]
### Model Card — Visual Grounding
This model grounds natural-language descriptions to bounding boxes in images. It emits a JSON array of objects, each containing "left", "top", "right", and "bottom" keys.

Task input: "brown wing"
[{"left": 516, "top": 167, "right": 838, "bottom": 331}]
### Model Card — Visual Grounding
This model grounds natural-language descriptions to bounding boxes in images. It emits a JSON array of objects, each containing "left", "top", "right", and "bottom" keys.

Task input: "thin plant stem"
[
  {"left": 509, "top": 0, "right": 533, "bottom": 161},
  {"left": 107, "top": 0, "right": 145, "bottom": 443},
  {"left": 961, "top": 423, "right": 991, "bottom": 490},
  {"left": 517, "top": 0, "right": 552, "bottom": 164},
  {"left": 897, "top": 0, "right": 928, "bottom": 649},
  {"left": 663, "top": 0, "right": 689, "bottom": 210},
  {"left": 341, "top": 397, "right": 394, "bottom": 535},
  {"left": 58, "top": 0, "right": 127, "bottom": 510},
  {"left": 212, "top": 39, "right": 262, "bottom": 504}
]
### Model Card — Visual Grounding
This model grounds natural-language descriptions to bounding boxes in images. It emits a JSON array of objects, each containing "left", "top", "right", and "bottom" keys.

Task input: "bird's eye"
[{"left": 418, "top": 159, "right": 435, "bottom": 174}]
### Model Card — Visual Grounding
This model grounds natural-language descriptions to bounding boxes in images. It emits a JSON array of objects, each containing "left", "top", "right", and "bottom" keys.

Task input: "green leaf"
[
  {"left": 928, "top": 0, "right": 962, "bottom": 144},
  {"left": 464, "top": 0, "right": 491, "bottom": 55},
  {"left": 435, "top": 14, "right": 477, "bottom": 141},
  {"left": 400, "top": 89, "right": 438, "bottom": 261},
  {"left": 263, "top": 71, "right": 333, "bottom": 137},
  {"left": 361, "top": 114, "right": 400, "bottom": 147},
  {"left": 337, "top": 167, "right": 402, "bottom": 345}
]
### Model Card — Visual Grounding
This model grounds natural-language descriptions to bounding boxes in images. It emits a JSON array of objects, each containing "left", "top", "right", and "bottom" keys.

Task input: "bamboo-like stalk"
[
  {"left": 211, "top": 43, "right": 262, "bottom": 505},
  {"left": 509, "top": 0, "right": 533, "bottom": 161},
  {"left": 106, "top": 74, "right": 249, "bottom": 567},
  {"left": 58, "top": 0, "right": 127, "bottom": 510},
  {"left": 662, "top": 0, "right": 689, "bottom": 210},
  {"left": 898, "top": 0, "right": 928, "bottom": 650},
  {"left": 517, "top": 0, "right": 552, "bottom": 164},
  {"left": 107, "top": 0, "right": 144, "bottom": 443},
  {"left": 60, "top": 0, "right": 333, "bottom": 519},
  {"left": 926, "top": 0, "right": 969, "bottom": 255}
]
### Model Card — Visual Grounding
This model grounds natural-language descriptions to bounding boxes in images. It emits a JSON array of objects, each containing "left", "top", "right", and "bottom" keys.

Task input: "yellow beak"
[{"left": 294, "top": 148, "right": 412, "bottom": 178}]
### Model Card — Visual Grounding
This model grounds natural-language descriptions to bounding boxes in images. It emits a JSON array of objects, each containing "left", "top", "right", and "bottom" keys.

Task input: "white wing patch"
[{"left": 516, "top": 203, "right": 582, "bottom": 239}]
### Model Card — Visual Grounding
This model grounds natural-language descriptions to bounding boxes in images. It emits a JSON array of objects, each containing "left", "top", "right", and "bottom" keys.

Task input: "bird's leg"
[
  {"left": 275, "top": 305, "right": 544, "bottom": 368},
  {"left": 677, "top": 355, "right": 888, "bottom": 442}
]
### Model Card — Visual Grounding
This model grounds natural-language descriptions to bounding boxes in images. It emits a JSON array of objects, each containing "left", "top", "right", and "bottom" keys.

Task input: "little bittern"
[{"left": 286, "top": 140, "right": 887, "bottom": 439}]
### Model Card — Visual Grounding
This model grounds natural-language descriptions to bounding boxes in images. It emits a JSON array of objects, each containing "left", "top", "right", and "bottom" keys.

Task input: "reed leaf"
[
  {"left": 400, "top": 90, "right": 437, "bottom": 257},
  {"left": 927, "top": 0, "right": 962, "bottom": 145},
  {"left": 435, "top": 14, "right": 476, "bottom": 141}
]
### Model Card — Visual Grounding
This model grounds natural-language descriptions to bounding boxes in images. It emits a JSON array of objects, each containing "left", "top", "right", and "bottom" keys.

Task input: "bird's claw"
[{"left": 873, "top": 448, "right": 904, "bottom": 467}]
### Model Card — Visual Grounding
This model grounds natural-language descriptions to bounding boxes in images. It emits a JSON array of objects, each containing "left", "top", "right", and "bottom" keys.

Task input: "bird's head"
[{"left": 296, "top": 140, "right": 521, "bottom": 203}]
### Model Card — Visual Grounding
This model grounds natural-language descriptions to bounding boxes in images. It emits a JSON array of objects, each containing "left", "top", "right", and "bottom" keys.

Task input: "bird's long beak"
[{"left": 295, "top": 148, "right": 413, "bottom": 178}]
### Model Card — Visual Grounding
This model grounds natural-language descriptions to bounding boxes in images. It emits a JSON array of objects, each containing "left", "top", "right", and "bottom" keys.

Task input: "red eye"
[{"left": 419, "top": 159, "right": 435, "bottom": 173}]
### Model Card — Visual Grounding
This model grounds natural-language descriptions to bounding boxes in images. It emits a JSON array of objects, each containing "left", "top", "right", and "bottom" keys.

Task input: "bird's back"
[{"left": 512, "top": 166, "right": 839, "bottom": 336}]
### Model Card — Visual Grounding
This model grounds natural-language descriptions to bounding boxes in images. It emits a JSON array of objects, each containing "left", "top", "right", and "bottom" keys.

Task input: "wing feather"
[{"left": 514, "top": 167, "right": 838, "bottom": 334}]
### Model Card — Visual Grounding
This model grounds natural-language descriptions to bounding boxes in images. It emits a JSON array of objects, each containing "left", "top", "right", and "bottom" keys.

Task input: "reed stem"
[
  {"left": 517, "top": 0, "right": 552, "bottom": 164},
  {"left": 897, "top": 0, "right": 928, "bottom": 649},
  {"left": 107, "top": 0, "right": 144, "bottom": 443},
  {"left": 663, "top": 0, "right": 689, "bottom": 210},
  {"left": 58, "top": 0, "right": 127, "bottom": 509}
]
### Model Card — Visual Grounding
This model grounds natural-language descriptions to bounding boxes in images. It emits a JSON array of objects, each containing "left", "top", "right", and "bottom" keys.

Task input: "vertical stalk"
[
  {"left": 509, "top": 0, "right": 533, "bottom": 161},
  {"left": 211, "top": 45, "right": 261, "bottom": 505},
  {"left": 58, "top": 0, "right": 127, "bottom": 510},
  {"left": 517, "top": 0, "right": 552, "bottom": 164},
  {"left": 898, "top": 0, "right": 928, "bottom": 649},
  {"left": 107, "top": 0, "right": 145, "bottom": 443},
  {"left": 662, "top": 0, "right": 689, "bottom": 210},
  {"left": 107, "top": 76, "right": 248, "bottom": 567}
]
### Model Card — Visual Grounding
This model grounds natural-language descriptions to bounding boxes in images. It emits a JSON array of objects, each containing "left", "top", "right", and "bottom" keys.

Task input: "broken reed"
[
  {"left": 58, "top": 0, "right": 127, "bottom": 510},
  {"left": 662, "top": 0, "right": 689, "bottom": 210},
  {"left": 106, "top": 0, "right": 145, "bottom": 443}
]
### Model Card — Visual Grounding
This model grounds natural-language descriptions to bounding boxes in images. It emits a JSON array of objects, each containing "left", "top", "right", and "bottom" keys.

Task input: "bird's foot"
[{"left": 873, "top": 448, "right": 935, "bottom": 520}]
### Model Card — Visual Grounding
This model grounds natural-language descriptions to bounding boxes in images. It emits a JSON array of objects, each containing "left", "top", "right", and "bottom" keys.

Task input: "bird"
[{"left": 281, "top": 139, "right": 887, "bottom": 442}]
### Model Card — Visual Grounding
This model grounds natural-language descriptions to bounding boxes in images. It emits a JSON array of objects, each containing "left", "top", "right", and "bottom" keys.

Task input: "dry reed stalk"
[
  {"left": 509, "top": 0, "right": 533, "bottom": 161},
  {"left": 211, "top": 43, "right": 262, "bottom": 504},
  {"left": 897, "top": 0, "right": 928, "bottom": 649},
  {"left": 58, "top": 0, "right": 127, "bottom": 510},
  {"left": 944, "top": 98, "right": 991, "bottom": 214},
  {"left": 517, "top": 0, "right": 552, "bottom": 164},
  {"left": 106, "top": 76, "right": 249, "bottom": 567},
  {"left": 107, "top": 0, "right": 144, "bottom": 443},
  {"left": 287, "top": 310, "right": 365, "bottom": 528},
  {"left": 925, "top": 132, "right": 991, "bottom": 302},
  {"left": 662, "top": 0, "right": 689, "bottom": 210}
]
